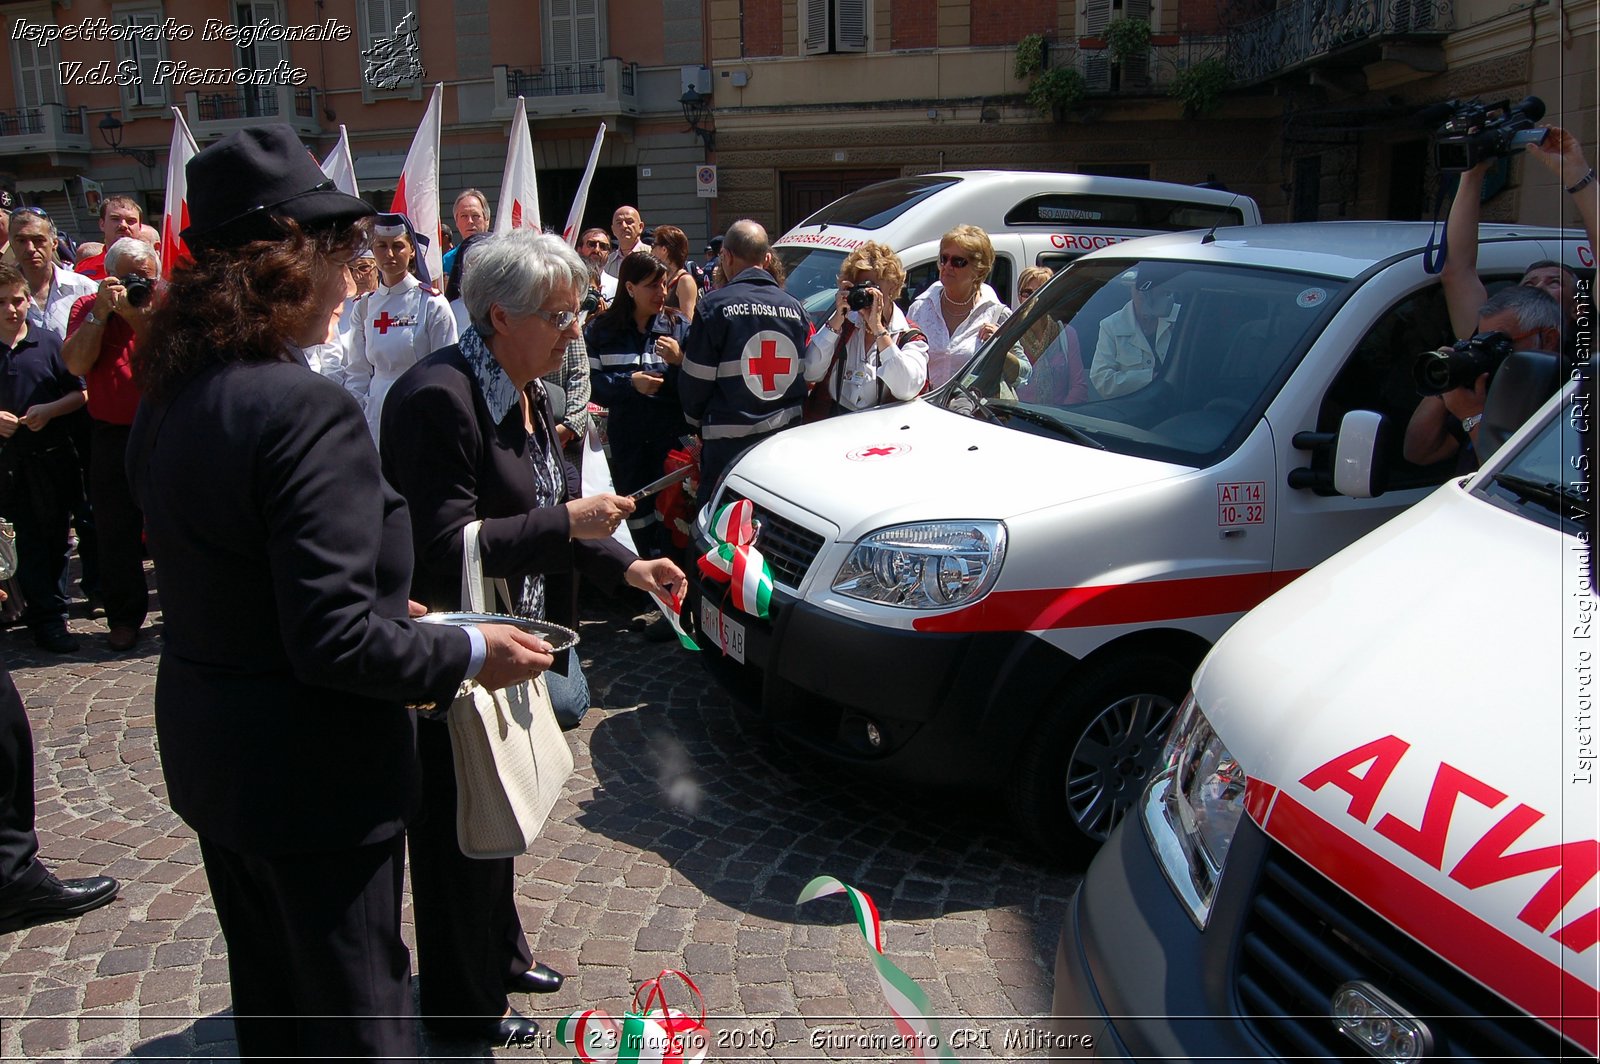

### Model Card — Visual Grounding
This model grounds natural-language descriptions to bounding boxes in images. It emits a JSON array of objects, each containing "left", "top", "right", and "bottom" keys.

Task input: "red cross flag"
[
  {"left": 390, "top": 83, "right": 444, "bottom": 282},
  {"left": 160, "top": 106, "right": 198, "bottom": 280},
  {"left": 495, "top": 97, "right": 541, "bottom": 234},
  {"left": 741, "top": 330, "right": 800, "bottom": 399}
]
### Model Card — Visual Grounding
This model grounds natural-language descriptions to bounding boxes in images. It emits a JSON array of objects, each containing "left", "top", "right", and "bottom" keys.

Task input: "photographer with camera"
[
  {"left": 62, "top": 237, "right": 160, "bottom": 652},
  {"left": 804, "top": 242, "right": 929, "bottom": 419},
  {"left": 1403, "top": 284, "right": 1562, "bottom": 470},
  {"left": 1439, "top": 114, "right": 1597, "bottom": 347}
]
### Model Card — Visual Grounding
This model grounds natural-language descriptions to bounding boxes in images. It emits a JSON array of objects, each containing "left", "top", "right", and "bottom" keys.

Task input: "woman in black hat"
[{"left": 127, "top": 125, "right": 556, "bottom": 1061}]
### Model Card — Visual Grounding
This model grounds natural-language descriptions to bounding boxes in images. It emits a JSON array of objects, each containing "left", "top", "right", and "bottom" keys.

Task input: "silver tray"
[{"left": 417, "top": 612, "right": 580, "bottom": 653}]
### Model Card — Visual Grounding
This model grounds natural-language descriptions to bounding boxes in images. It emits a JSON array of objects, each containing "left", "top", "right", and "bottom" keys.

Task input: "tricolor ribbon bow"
[
  {"left": 697, "top": 498, "right": 773, "bottom": 619},
  {"left": 556, "top": 969, "right": 709, "bottom": 1064}
]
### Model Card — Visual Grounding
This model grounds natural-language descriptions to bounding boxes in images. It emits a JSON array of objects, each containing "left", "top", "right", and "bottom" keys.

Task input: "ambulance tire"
[{"left": 1011, "top": 652, "right": 1189, "bottom": 862}]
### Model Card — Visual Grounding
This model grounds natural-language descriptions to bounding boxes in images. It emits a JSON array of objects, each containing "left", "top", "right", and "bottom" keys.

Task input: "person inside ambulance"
[
  {"left": 1402, "top": 284, "right": 1562, "bottom": 471},
  {"left": 344, "top": 212, "right": 458, "bottom": 445},
  {"left": 1090, "top": 265, "right": 1181, "bottom": 399}
]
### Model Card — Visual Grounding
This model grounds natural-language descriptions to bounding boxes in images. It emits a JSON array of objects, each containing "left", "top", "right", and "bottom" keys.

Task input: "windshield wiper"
[
  {"left": 946, "top": 380, "right": 1002, "bottom": 424},
  {"left": 1490, "top": 472, "right": 1578, "bottom": 516},
  {"left": 986, "top": 399, "right": 1107, "bottom": 450}
]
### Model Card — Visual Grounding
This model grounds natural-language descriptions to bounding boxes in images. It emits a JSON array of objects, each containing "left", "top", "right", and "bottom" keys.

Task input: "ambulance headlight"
[
  {"left": 1142, "top": 694, "right": 1246, "bottom": 929},
  {"left": 832, "top": 521, "right": 1006, "bottom": 609}
]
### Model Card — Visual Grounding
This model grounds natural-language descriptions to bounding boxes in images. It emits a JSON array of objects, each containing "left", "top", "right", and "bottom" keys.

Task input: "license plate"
[{"left": 699, "top": 598, "right": 745, "bottom": 664}]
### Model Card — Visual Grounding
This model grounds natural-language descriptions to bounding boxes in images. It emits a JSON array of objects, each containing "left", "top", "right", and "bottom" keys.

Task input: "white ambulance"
[
  {"left": 685, "top": 221, "right": 1589, "bottom": 857},
  {"left": 1051, "top": 367, "right": 1597, "bottom": 1059},
  {"left": 770, "top": 170, "right": 1262, "bottom": 320}
]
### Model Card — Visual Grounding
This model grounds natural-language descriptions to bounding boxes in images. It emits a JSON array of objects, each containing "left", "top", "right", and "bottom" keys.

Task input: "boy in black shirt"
[{"left": 0, "top": 265, "right": 87, "bottom": 652}]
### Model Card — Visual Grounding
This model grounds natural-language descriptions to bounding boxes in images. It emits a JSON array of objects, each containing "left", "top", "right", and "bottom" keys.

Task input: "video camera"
[
  {"left": 1413, "top": 331, "right": 1515, "bottom": 395},
  {"left": 1426, "top": 96, "right": 1548, "bottom": 173}
]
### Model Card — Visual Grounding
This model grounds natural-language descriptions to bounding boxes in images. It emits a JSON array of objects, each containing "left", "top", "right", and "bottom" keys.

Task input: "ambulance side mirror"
[{"left": 1288, "top": 410, "right": 1388, "bottom": 498}]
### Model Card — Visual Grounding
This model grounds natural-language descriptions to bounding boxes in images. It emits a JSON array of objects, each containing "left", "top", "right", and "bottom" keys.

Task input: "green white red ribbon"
[
  {"left": 797, "top": 875, "right": 961, "bottom": 1062},
  {"left": 555, "top": 970, "right": 709, "bottom": 1064},
  {"left": 697, "top": 498, "right": 773, "bottom": 619}
]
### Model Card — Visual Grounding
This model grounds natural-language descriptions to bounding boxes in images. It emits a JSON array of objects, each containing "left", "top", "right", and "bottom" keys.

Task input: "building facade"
[{"left": 0, "top": 0, "right": 1593, "bottom": 248}]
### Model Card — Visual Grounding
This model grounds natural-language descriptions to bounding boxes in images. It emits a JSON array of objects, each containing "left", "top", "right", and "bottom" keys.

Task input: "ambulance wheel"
[{"left": 1011, "top": 653, "right": 1189, "bottom": 861}]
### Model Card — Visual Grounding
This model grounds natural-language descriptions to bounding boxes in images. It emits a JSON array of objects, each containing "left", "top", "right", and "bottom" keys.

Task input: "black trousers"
[
  {"left": 88, "top": 420, "right": 146, "bottom": 629},
  {"left": 408, "top": 717, "right": 532, "bottom": 1024},
  {"left": 198, "top": 834, "right": 415, "bottom": 1062},
  {"left": 0, "top": 664, "right": 43, "bottom": 897},
  {"left": 7, "top": 446, "right": 76, "bottom": 635}
]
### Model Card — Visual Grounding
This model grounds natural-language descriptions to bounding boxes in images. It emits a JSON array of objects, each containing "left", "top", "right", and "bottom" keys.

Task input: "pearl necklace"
[{"left": 941, "top": 285, "right": 977, "bottom": 308}]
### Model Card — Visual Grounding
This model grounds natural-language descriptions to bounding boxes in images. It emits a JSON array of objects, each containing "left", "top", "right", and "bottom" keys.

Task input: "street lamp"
[
  {"left": 679, "top": 87, "right": 715, "bottom": 153},
  {"left": 97, "top": 114, "right": 157, "bottom": 168}
]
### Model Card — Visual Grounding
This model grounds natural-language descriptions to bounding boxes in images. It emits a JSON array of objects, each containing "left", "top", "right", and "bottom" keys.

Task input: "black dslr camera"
[
  {"left": 1429, "top": 96, "right": 1547, "bottom": 173},
  {"left": 119, "top": 274, "right": 153, "bottom": 309},
  {"left": 846, "top": 281, "right": 879, "bottom": 311},
  {"left": 579, "top": 286, "right": 601, "bottom": 315},
  {"left": 1413, "top": 331, "right": 1515, "bottom": 395}
]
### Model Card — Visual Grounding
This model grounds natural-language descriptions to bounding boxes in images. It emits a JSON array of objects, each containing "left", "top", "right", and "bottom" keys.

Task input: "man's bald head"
[{"left": 722, "top": 219, "right": 770, "bottom": 274}]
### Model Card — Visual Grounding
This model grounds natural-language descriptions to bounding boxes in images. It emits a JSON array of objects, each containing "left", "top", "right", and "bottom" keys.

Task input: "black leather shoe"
[
  {"left": 423, "top": 1012, "right": 540, "bottom": 1046},
  {"left": 0, "top": 873, "right": 118, "bottom": 935},
  {"left": 506, "top": 961, "right": 565, "bottom": 994},
  {"left": 33, "top": 629, "right": 78, "bottom": 655}
]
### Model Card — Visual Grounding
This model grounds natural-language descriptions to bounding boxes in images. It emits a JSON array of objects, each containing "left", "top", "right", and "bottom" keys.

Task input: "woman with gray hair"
[
  {"left": 62, "top": 234, "right": 163, "bottom": 652},
  {"left": 380, "top": 229, "right": 684, "bottom": 1046}
]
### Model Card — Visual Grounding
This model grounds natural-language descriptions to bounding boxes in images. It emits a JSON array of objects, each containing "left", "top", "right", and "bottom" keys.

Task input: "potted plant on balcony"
[
  {"left": 1028, "top": 65, "right": 1088, "bottom": 121},
  {"left": 1170, "top": 57, "right": 1232, "bottom": 118},
  {"left": 1015, "top": 33, "right": 1047, "bottom": 80},
  {"left": 1104, "top": 17, "right": 1152, "bottom": 65}
]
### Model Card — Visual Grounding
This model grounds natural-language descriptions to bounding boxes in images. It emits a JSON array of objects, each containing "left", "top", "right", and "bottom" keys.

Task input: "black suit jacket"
[
  {"left": 380, "top": 345, "right": 633, "bottom": 638},
  {"left": 127, "top": 359, "right": 471, "bottom": 856}
]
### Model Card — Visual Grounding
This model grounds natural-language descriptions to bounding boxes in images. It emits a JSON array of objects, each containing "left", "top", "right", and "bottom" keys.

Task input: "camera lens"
[{"left": 847, "top": 284, "right": 876, "bottom": 312}]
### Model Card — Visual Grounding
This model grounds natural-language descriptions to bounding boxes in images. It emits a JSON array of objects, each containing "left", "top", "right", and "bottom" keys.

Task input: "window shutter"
[
  {"left": 835, "top": 0, "right": 868, "bottom": 52},
  {"left": 548, "top": 0, "right": 575, "bottom": 65},
  {"left": 14, "top": 37, "right": 61, "bottom": 109},
  {"left": 1082, "top": 0, "right": 1112, "bottom": 91},
  {"left": 120, "top": 10, "right": 168, "bottom": 107},
  {"left": 800, "top": 0, "right": 829, "bottom": 55},
  {"left": 574, "top": 0, "right": 602, "bottom": 62},
  {"left": 1121, "top": 0, "right": 1151, "bottom": 85}
]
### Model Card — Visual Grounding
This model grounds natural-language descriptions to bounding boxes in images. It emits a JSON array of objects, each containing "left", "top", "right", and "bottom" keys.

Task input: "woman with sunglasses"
[
  {"left": 583, "top": 250, "right": 691, "bottom": 559},
  {"left": 905, "top": 224, "right": 1011, "bottom": 389},
  {"left": 1013, "top": 265, "right": 1088, "bottom": 406},
  {"left": 344, "top": 212, "right": 457, "bottom": 444}
]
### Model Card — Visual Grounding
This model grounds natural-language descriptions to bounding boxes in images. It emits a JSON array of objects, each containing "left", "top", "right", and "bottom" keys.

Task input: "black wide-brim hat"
[{"left": 182, "top": 125, "right": 375, "bottom": 250}]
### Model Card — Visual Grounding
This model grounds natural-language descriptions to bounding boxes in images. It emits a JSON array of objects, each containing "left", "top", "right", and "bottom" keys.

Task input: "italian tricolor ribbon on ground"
[
  {"left": 797, "top": 875, "right": 961, "bottom": 1062},
  {"left": 697, "top": 498, "right": 773, "bottom": 619},
  {"left": 554, "top": 969, "right": 708, "bottom": 1064}
]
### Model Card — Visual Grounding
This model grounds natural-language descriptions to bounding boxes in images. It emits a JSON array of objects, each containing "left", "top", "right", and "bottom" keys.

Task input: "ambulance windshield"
[{"left": 944, "top": 258, "right": 1349, "bottom": 465}]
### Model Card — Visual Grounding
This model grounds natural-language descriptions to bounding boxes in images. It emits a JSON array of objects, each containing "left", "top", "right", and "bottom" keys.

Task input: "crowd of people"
[{"left": 0, "top": 117, "right": 1593, "bottom": 1059}]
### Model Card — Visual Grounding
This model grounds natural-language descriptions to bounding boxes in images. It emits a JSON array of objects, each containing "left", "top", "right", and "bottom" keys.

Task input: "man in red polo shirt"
[
  {"left": 71, "top": 197, "right": 143, "bottom": 282},
  {"left": 62, "top": 237, "right": 156, "bottom": 651}
]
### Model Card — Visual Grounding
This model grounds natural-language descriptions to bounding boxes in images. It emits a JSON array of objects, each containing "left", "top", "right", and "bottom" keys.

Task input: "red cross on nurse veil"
[{"left": 739, "top": 330, "right": 800, "bottom": 398}]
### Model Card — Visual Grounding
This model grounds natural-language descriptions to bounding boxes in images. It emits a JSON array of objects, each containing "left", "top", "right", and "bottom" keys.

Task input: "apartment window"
[
  {"left": 1082, "top": 0, "right": 1152, "bottom": 88},
  {"left": 801, "top": 0, "right": 868, "bottom": 55},
  {"left": 546, "top": 0, "right": 603, "bottom": 66},
  {"left": 360, "top": 0, "right": 420, "bottom": 86},
  {"left": 9, "top": 6, "right": 62, "bottom": 110},
  {"left": 117, "top": 5, "right": 168, "bottom": 107},
  {"left": 232, "top": 0, "right": 285, "bottom": 116}
]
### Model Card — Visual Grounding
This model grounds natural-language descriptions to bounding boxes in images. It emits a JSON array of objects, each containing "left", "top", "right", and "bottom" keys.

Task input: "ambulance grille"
[
  {"left": 723, "top": 492, "right": 824, "bottom": 591},
  {"left": 1236, "top": 842, "right": 1583, "bottom": 1062}
]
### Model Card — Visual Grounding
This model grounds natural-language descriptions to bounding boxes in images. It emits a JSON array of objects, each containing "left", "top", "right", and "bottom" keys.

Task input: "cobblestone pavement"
[{"left": 0, "top": 576, "right": 1077, "bottom": 1061}]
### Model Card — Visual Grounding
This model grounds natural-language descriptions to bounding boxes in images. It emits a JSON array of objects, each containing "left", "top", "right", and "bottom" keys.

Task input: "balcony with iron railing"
[
  {"left": 1035, "top": 35, "right": 1231, "bottom": 96},
  {"left": 184, "top": 85, "right": 319, "bottom": 138},
  {"left": 491, "top": 57, "right": 639, "bottom": 119},
  {"left": 0, "top": 102, "right": 91, "bottom": 156},
  {"left": 1226, "top": 0, "right": 1453, "bottom": 85}
]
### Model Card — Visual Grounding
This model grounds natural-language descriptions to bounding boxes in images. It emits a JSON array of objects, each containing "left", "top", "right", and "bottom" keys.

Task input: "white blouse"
[{"left": 905, "top": 282, "right": 1010, "bottom": 389}]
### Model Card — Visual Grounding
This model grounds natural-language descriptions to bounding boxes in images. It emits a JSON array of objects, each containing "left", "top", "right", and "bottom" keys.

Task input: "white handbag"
[{"left": 446, "top": 521, "right": 575, "bottom": 859}]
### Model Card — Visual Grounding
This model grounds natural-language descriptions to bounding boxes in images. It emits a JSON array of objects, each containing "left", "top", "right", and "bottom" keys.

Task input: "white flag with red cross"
[
  {"left": 495, "top": 97, "right": 541, "bottom": 234},
  {"left": 390, "top": 83, "right": 444, "bottom": 282},
  {"left": 160, "top": 107, "right": 198, "bottom": 280}
]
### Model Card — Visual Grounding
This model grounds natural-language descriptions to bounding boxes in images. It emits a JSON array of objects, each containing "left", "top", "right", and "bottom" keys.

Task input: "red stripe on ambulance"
[{"left": 911, "top": 570, "right": 1306, "bottom": 633}]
